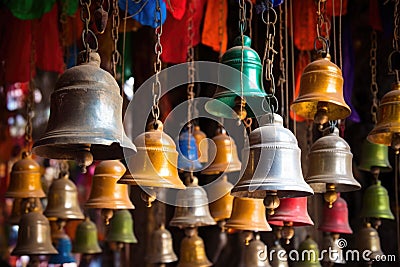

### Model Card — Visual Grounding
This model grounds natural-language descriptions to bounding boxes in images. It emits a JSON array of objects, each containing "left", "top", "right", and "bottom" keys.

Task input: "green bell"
[
  {"left": 360, "top": 180, "right": 394, "bottom": 220},
  {"left": 106, "top": 210, "right": 137, "bottom": 244},
  {"left": 358, "top": 139, "right": 392, "bottom": 173},
  {"left": 72, "top": 217, "right": 102, "bottom": 254},
  {"left": 205, "top": 35, "right": 269, "bottom": 119},
  {"left": 294, "top": 236, "right": 321, "bottom": 267}
]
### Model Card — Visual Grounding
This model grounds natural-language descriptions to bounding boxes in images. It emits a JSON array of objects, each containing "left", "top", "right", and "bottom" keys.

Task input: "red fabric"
[
  {"left": 166, "top": 0, "right": 187, "bottom": 20},
  {"left": 290, "top": 52, "right": 310, "bottom": 122},
  {"left": 201, "top": 0, "right": 228, "bottom": 54},
  {"left": 326, "top": 0, "right": 348, "bottom": 17},
  {"left": 369, "top": 0, "right": 383, "bottom": 31},
  {"left": 293, "top": 0, "right": 317, "bottom": 51}
]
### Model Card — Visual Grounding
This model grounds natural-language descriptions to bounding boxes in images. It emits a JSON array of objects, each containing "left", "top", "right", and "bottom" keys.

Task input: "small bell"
[
  {"left": 269, "top": 241, "right": 288, "bottom": 267},
  {"left": 358, "top": 139, "right": 392, "bottom": 173},
  {"left": 106, "top": 209, "right": 138, "bottom": 244},
  {"left": 193, "top": 125, "right": 209, "bottom": 164},
  {"left": 48, "top": 234, "right": 76, "bottom": 265},
  {"left": 207, "top": 175, "right": 234, "bottom": 222},
  {"left": 321, "top": 233, "right": 346, "bottom": 264},
  {"left": 294, "top": 236, "right": 321, "bottom": 267},
  {"left": 356, "top": 222, "right": 383, "bottom": 261},
  {"left": 145, "top": 224, "right": 178, "bottom": 264},
  {"left": 318, "top": 195, "right": 352, "bottom": 234},
  {"left": 360, "top": 180, "right": 394, "bottom": 220},
  {"left": 72, "top": 217, "right": 102, "bottom": 254},
  {"left": 177, "top": 127, "right": 202, "bottom": 172},
  {"left": 177, "top": 229, "right": 212, "bottom": 267},
  {"left": 242, "top": 234, "right": 271, "bottom": 267},
  {"left": 9, "top": 197, "right": 43, "bottom": 225}
]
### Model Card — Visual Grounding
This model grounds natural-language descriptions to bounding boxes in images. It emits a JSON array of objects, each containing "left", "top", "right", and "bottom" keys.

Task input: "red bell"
[{"left": 318, "top": 194, "right": 352, "bottom": 234}]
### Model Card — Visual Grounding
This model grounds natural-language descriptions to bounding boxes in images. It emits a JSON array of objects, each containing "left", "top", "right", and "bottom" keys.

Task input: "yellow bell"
[
  {"left": 193, "top": 125, "right": 209, "bottom": 164},
  {"left": 207, "top": 175, "right": 234, "bottom": 222},
  {"left": 177, "top": 229, "right": 212, "bottom": 267}
]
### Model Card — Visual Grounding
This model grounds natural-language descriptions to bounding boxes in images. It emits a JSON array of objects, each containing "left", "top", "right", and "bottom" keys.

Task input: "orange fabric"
[
  {"left": 290, "top": 51, "right": 310, "bottom": 122},
  {"left": 201, "top": 0, "right": 228, "bottom": 54},
  {"left": 326, "top": 0, "right": 348, "bottom": 17},
  {"left": 293, "top": 0, "right": 317, "bottom": 51}
]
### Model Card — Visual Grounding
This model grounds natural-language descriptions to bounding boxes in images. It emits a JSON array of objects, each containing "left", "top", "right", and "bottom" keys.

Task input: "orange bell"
[
  {"left": 193, "top": 125, "right": 209, "bottom": 164},
  {"left": 207, "top": 175, "right": 234, "bottom": 222}
]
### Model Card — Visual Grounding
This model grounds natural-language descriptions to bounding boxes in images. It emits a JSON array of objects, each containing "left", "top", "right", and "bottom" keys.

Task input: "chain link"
[
  {"left": 239, "top": 0, "right": 246, "bottom": 123},
  {"left": 218, "top": 0, "right": 224, "bottom": 59},
  {"left": 152, "top": 0, "right": 163, "bottom": 122},
  {"left": 393, "top": 0, "right": 400, "bottom": 51},
  {"left": 239, "top": 0, "right": 247, "bottom": 35},
  {"left": 247, "top": 0, "right": 253, "bottom": 40},
  {"left": 277, "top": 4, "right": 287, "bottom": 124},
  {"left": 315, "top": 0, "right": 330, "bottom": 54},
  {"left": 25, "top": 27, "right": 36, "bottom": 153},
  {"left": 187, "top": 0, "right": 195, "bottom": 128},
  {"left": 111, "top": 0, "right": 121, "bottom": 79},
  {"left": 369, "top": 30, "right": 379, "bottom": 124},
  {"left": 80, "top": 0, "right": 98, "bottom": 61}
]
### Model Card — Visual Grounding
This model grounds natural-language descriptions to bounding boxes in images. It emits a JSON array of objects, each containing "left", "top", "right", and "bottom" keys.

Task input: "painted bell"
[
  {"left": 146, "top": 224, "right": 177, "bottom": 264},
  {"left": 44, "top": 173, "right": 84, "bottom": 221},
  {"left": 368, "top": 82, "right": 400, "bottom": 147},
  {"left": 127, "top": 121, "right": 185, "bottom": 189},
  {"left": 225, "top": 197, "right": 271, "bottom": 232},
  {"left": 321, "top": 233, "right": 346, "bottom": 264},
  {"left": 5, "top": 153, "right": 45, "bottom": 198},
  {"left": 205, "top": 35, "right": 269, "bottom": 119},
  {"left": 241, "top": 234, "right": 271, "bottom": 267},
  {"left": 177, "top": 127, "right": 202, "bottom": 172},
  {"left": 318, "top": 195, "right": 352, "bottom": 234},
  {"left": 9, "top": 197, "right": 43, "bottom": 225},
  {"left": 270, "top": 241, "right": 288, "bottom": 267},
  {"left": 360, "top": 180, "right": 394, "bottom": 220},
  {"left": 207, "top": 175, "right": 234, "bottom": 221},
  {"left": 32, "top": 52, "right": 136, "bottom": 173},
  {"left": 359, "top": 139, "right": 392, "bottom": 173},
  {"left": 202, "top": 127, "right": 241, "bottom": 175},
  {"left": 294, "top": 236, "right": 321, "bottom": 267},
  {"left": 177, "top": 231, "right": 212, "bottom": 267},
  {"left": 105, "top": 209, "right": 137, "bottom": 244},
  {"left": 72, "top": 217, "right": 102, "bottom": 254},
  {"left": 170, "top": 177, "right": 216, "bottom": 228},
  {"left": 48, "top": 235, "right": 76, "bottom": 265},
  {"left": 193, "top": 125, "right": 208, "bottom": 163},
  {"left": 291, "top": 54, "right": 351, "bottom": 124},
  {"left": 356, "top": 223, "right": 383, "bottom": 261}
]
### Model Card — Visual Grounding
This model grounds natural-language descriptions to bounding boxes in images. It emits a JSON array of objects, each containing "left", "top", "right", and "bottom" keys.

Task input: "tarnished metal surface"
[
  {"left": 177, "top": 231, "right": 212, "bottom": 267},
  {"left": 106, "top": 210, "right": 137, "bottom": 244},
  {"left": 72, "top": 218, "right": 102, "bottom": 254},
  {"left": 361, "top": 180, "right": 395, "bottom": 220},
  {"left": 146, "top": 225, "right": 178, "bottom": 264}
]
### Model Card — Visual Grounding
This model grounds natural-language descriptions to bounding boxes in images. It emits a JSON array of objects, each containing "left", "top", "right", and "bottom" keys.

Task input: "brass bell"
[
  {"left": 126, "top": 121, "right": 185, "bottom": 189},
  {"left": 170, "top": 177, "right": 216, "bottom": 228},
  {"left": 207, "top": 175, "right": 234, "bottom": 222},
  {"left": 193, "top": 125, "right": 209, "bottom": 164},
  {"left": 294, "top": 236, "right": 321, "bottom": 267},
  {"left": 106, "top": 209, "right": 137, "bottom": 244},
  {"left": 358, "top": 139, "right": 392, "bottom": 173},
  {"left": 291, "top": 54, "right": 351, "bottom": 124},
  {"left": 72, "top": 217, "right": 102, "bottom": 254},
  {"left": 321, "top": 233, "right": 346, "bottom": 264},
  {"left": 360, "top": 180, "right": 394, "bottom": 220},
  {"left": 44, "top": 172, "right": 84, "bottom": 221},
  {"left": 146, "top": 224, "right": 178, "bottom": 264},
  {"left": 32, "top": 52, "right": 136, "bottom": 173},
  {"left": 177, "top": 229, "right": 212, "bottom": 267},
  {"left": 202, "top": 127, "right": 241, "bottom": 175},
  {"left": 368, "top": 82, "right": 400, "bottom": 148},
  {"left": 356, "top": 222, "right": 383, "bottom": 261},
  {"left": 5, "top": 153, "right": 46, "bottom": 198},
  {"left": 225, "top": 197, "right": 272, "bottom": 232},
  {"left": 12, "top": 210, "right": 58, "bottom": 255},
  {"left": 269, "top": 241, "right": 288, "bottom": 267},
  {"left": 241, "top": 234, "right": 271, "bottom": 267}
]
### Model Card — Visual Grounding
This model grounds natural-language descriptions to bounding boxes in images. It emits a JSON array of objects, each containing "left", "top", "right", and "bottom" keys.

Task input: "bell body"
[
  {"left": 321, "top": 234, "right": 346, "bottom": 264},
  {"left": 225, "top": 197, "right": 271, "bottom": 232},
  {"left": 318, "top": 195, "right": 352, "bottom": 234},
  {"left": 205, "top": 36, "right": 268, "bottom": 119},
  {"left": 356, "top": 223, "right": 383, "bottom": 260},
  {"left": 72, "top": 218, "right": 102, "bottom": 254},
  {"left": 294, "top": 236, "right": 321, "bottom": 267},
  {"left": 5, "top": 155, "right": 45, "bottom": 198},
  {"left": 193, "top": 125, "right": 208, "bottom": 163},
  {"left": 359, "top": 139, "right": 392, "bottom": 172},
  {"left": 232, "top": 114, "right": 313, "bottom": 198},
  {"left": 48, "top": 235, "right": 76, "bottom": 264},
  {"left": 146, "top": 225, "right": 177, "bottom": 264},
  {"left": 85, "top": 160, "right": 135, "bottom": 210},
  {"left": 268, "top": 197, "right": 313, "bottom": 227},
  {"left": 368, "top": 83, "right": 400, "bottom": 146},
  {"left": 290, "top": 55, "right": 350, "bottom": 121},
  {"left": 106, "top": 209, "right": 137, "bottom": 243},
  {"left": 177, "top": 233, "right": 212, "bottom": 267},
  {"left": 32, "top": 52, "right": 136, "bottom": 162},
  {"left": 360, "top": 180, "right": 394, "bottom": 220},
  {"left": 177, "top": 128, "right": 202, "bottom": 171},
  {"left": 207, "top": 175, "right": 234, "bottom": 221},
  {"left": 12, "top": 211, "right": 58, "bottom": 255},
  {"left": 242, "top": 235, "right": 271, "bottom": 267},
  {"left": 270, "top": 242, "right": 288, "bottom": 267}
]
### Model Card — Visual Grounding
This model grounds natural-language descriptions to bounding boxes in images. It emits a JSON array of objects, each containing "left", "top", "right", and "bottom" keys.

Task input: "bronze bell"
[
  {"left": 360, "top": 180, "right": 394, "bottom": 220},
  {"left": 241, "top": 234, "right": 271, "bottom": 267},
  {"left": 359, "top": 139, "right": 392, "bottom": 173},
  {"left": 106, "top": 209, "right": 138, "bottom": 244},
  {"left": 32, "top": 52, "right": 136, "bottom": 173},
  {"left": 321, "top": 233, "right": 346, "bottom": 264},
  {"left": 44, "top": 172, "right": 84, "bottom": 221},
  {"left": 207, "top": 175, "right": 234, "bottom": 222},
  {"left": 146, "top": 224, "right": 178, "bottom": 264},
  {"left": 368, "top": 82, "right": 400, "bottom": 148},
  {"left": 125, "top": 121, "right": 185, "bottom": 189},
  {"left": 202, "top": 127, "right": 241, "bottom": 175},
  {"left": 170, "top": 177, "right": 216, "bottom": 228},
  {"left": 294, "top": 236, "right": 321, "bottom": 267},
  {"left": 177, "top": 229, "right": 212, "bottom": 267},
  {"left": 290, "top": 54, "right": 351, "bottom": 124},
  {"left": 225, "top": 197, "right": 271, "bottom": 232},
  {"left": 12, "top": 210, "right": 58, "bottom": 256},
  {"left": 269, "top": 241, "right": 288, "bottom": 267},
  {"left": 193, "top": 125, "right": 209, "bottom": 164},
  {"left": 356, "top": 222, "right": 383, "bottom": 261},
  {"left": 5, "top": 153, "right": 46, "bottom": 198},
  {"left": 9, "top": 197, "right": 43, "bottom": 225},
  {"left": 72, "top": 217, "right": 102, "bottom": 254}
]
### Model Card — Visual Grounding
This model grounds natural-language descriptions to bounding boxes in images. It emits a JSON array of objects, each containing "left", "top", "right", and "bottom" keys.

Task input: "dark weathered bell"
[
  {"left": 177, "top": 230, "right": 212, "bottom": 267},
  {"left": 106, "top": 209, "right": 137, "bottom": 244},
  {"left": 202, "top": 127, "right": 241, "bottom": 175},
  {"left": 12, "top": 210, "right": 58, "bottom": 255},
  {"left": 207, "top": 175, "right": 234, "bottom": 222},
  {"left": 5, "top": 153, "right": 46, "bottom": 198},
  {"left": 294, "top": 236, "right": 321, "bottom": 267},
  {"left": 146, "top": 224, "right": 178, "bottom": 264},
  {"left": 48, "top": 234, "right": 76, "bottom": 265},
  {"left": 9, "top": 197, "right": 43, "bottom": 225},
  {"left": 269, "top": 241, "right": 288, "bottom": 267},
  {"left": 170, "top": 177, "right": 216, "bottom": 228},
  {"left": 356, "top": 222, "right": 383, "bottom": 261},
  {"left": 360, "top": 180, "right": 394, "bottom": 220},
  {"left": 44, "top": 172, "right": 84, "bottom": 221},
  {"left": 359, "top": 139, "right": 392, "bottom": 173},
  {"left": 32, "top": 52, "right": 136, "bottom": 172},
  {"left": 177, "top": 127, "right": 202, "bottom": 172},
  {"left": 318, "top": 195, "right": 352, "bottom": 234},
  {"left": 291, "top": 54, "right": 351, "bottom": 124},
  {"left": 72, "top": 217, "right": 102, "bottom": 254},
  {"left": 193, "top": 125, "right": 209, "bottom": 164},
  {"left": 321, "top": 233, "right": 346, "bottom": 264},
  {"left": 241, "top": 234, "right": 271, "bottom": 267}
]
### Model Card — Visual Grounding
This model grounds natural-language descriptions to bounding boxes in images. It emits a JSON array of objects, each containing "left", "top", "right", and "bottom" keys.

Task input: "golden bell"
[
  {"left": 12, "top": 210, "right": 58, "bottom": 255},
  {"left": 359, "top": 139, "right": 392, "bottom": 173},
  {"left": 207, "top": 175, "right": 234, "bottom": 221},
  {"left": 360, "top": 180, "right": 394, "bottom": 220},
  {"left": 44, "top": 172, "right": 84, "bottom": 221},
  {"left": 177, "top": 230, "right": 212, "bottom": 267},
  {"left": 368, "top": 82, "right": 400, "bottom": 147},
  {"left": 356, "top": 222, "right": 383, "bottom": 261},
  {"left": 146, "top": 224, "right": 178, "bottom": 264},
  {"left": 170, "top": 177, "right": 216, "bottom": 228},
  {"left": 241, "top": 234, "right": 271, "bottom": 267},
  {"left": 270, "top": 241, "right": 288, "bottom": 267},
  {"left": 202, "top": 127, "right": 241, "bottom": 175},
  {"left": 5, "top": 153, "right": 45, "bottom": 198},
  {"left": 290, "top": 54, "right": 351, "bottom": 124},
  {"left": 9, "top": 197, "right": 43, "bottom": 225},
  {"left": 126, "top": 121, "right": 185, "bottom": 189},
  {"left": 72, "top": 217, "right": 102, "bottom": 254},
  {"left": 225, "top": 197, "right": 272, "bottom": 232},
  {"left": 294, "top": 236, "right": 321, "bottom": 267},
  {"left": 106, "top": 209, "right": 138, "bottom": 244},
  {"left": 193, "top": 125, "right": 209, "bottom": 164}
]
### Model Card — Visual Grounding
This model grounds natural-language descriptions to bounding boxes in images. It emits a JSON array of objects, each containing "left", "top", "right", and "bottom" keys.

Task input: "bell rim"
[
  {"left": 4, "top": 190, "right": 46, "bottom": 198},
  {"left": 205, "top": 96, "right": 268, "bottom": 119},
  {"left": 84, "top": 201, "right": 135, "bottom": 210},
  {"left": 290, "top": 98, "right": 351, "bottom": 120},
  {"left": 224, "top": 222, "right": 272, "bottom": 232},
  {"left": 305, "top": 179, "right": 361, "bottom": 193},
  {"left": 122, "top": 176, "right": 186, "bottom": 189},
  {"left": 201, "top": 161, "right": 242, "bottom": 175},
  {"left": 367, "top": 127, "right": 400, "bottom": 146},
  {"left": 268, "top": 219, "right": 314, "bottom": 227},
  {"left": 169, "top": 218, "right": 217, "bottom": 228}
]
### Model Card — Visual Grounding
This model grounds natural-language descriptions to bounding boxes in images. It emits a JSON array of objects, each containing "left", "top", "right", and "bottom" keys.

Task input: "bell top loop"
[{"left": 94, "top": 160, "right": 126, "bottom": 177}]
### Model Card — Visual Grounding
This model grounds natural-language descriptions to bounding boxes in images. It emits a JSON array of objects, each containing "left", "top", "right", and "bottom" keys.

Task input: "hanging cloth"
[
  {"left": 118, "top": 0, "right": 167, "bottom": 28},
  {"left": 293, "top": 0, "right": 317, "bottom": 51},
  {"left": 290, "top": 51, "right": 309, "bottom": 122},
  {"left": 201, "top": 0, "right": 228, "bottom": 54}
]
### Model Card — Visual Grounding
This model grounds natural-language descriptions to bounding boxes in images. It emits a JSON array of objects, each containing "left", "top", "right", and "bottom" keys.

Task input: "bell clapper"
[
  {"left": 390, "top": 132, "right": 400, "bottom": 151},
  {"left": 264, "top": 192, "right": 280, "bottom": 215},
  {"left": 233, "top": 96, "right": 247, "bottom": 121},
  {"left": 102, "top": 208, "right": 114, "bottom": 225},
  {"left": 75, "top": 146, "right": 94, "bottom": 174},
  {"left": 370, "top": 167, "right": 380, "bottom": 182},
  {"left": 370, "top": 218, "right": 382, "bottom": 229},
  {"left": 282, "top": 221, "right": 294, "bottom": 244},
  {"left": 140, "top": 189, "right": 157, "bottom": 208},
  {"left": 218, "top": 220, "right": 227, "bottom": 232},
  {"left": 184, "top": 227, "right": 198, "bottom": 238},
  {"left": 324, "top": 184, "right": 338, "bottom": 208},
  {"left": 242, "top": 230, "right": 254, "bottom": 246},
  {"left": 315, "top": 102, "right": 329, "bottom": 129},
  {"left": 56, "top": 219, "right": 67, "bottom": 231}
]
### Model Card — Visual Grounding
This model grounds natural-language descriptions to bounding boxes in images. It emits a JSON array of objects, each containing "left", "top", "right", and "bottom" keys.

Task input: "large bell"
[
  {"left": 321, "top": 233, "right": 346, "bottom": 264},
  {"left": 225, "top": 197, "right": 272, "bottom": 232},
  {"left": 170, "top": 177, "right": 216, "bottom": 228},
  {"left": 9, "top": 197, "right": 43, "bottom": 225},
  {"left": 356, "top": 222, "right": 383, "bottom": 261},
  {"left": 294, "top": 236, "right": 321, "bottom": 267},
  {"left": 241, "top": 234, "right": 271, "bottom": 267},
  {"left": 106, "top": 209, "right": 137, "bottom": 244},
  {"left": 368, "top": 82, "right": 400, "bottom": 147},
  {"left": 177, "top": 230, "right": 212, "bottom": 267},
  {"left": 177, "top": 127, "right": 202, "bottom": 172},
  {"left": 5, "top": 153, "right": 46, "bottom": 198},
  {"left": 318, "top": 195, "right": 352, "bottom": 234},
  {"left": 48, "top": 234, "right": 76, "bottom": 265},
  {"left": 207, "top": 175, "right": 234, "bottom": 222},
  {"left": 32, "top": 52, "right": 136, "bottom": 172},
  {"left": 126, "top": 121, "right": 185, "bottom": 189},
  {"left": 146, "top": 224, "right": 178, "bottom": 264},
  {"left": 360, "top": 180, "right": 394, "bottom": 220},
  {"left": 202, "top": 127, "right": 241, "bottom": 175},
  {"left": 290, "top": 54, "right": 351, "bottom": 124},
  {"left": 12, "top": 210, "right": 58, "bottom": 255},
  {"left": 193, "top": 125, "right": 209, "bottom": 164},
  {"left": 269, "top": 241, "right": 288, "bottom": 267},
  {"left": 44, "top": 172, "right": 84, "bottom": 221},
  {"left": 359, "top": 139, "right": 392, "bottom": 173},
  {"left": 72, "top": 217, "right": 102, "bottom": 254}
]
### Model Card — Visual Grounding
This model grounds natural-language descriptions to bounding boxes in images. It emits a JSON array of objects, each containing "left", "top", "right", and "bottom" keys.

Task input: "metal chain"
[
  {"left": 315, "top": 0, "right": 330, "bottom": 54},
  {"left": 218, "top": 0, "right": 224, "bottom": 59},
  {"left": 187, "top": 0, "right": 195, "bottom": 128},
  {"left": 239, "top": 0, "right": 246, "bottom": 123},
  {"left": 369, "top": 30, "right": 379, "bottom": 124},
  {"left": 247, "top": 0, "right": 253, "bottom": 40},
  {"left": 25, "top": 25, "right": 36, "bottom": 153},
  {"left": 277, "top": 4, "right": 286, "bottom": 124},
  {"left": 80, "top": 0, "right": 98, "bottom": 61},
  {"left": 111, "top": 0, "right": 121, "bottom": 79},
  {"left": 152, "top": 0, "right": 162, "bottom": 122},
  {"left": 393, "top": 0, "right": 400, "bottom": 52}
]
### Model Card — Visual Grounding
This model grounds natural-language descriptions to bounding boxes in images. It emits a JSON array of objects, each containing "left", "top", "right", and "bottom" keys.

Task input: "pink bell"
[{"left": 318, "top": 194, "right": 352, "bottom": 234}]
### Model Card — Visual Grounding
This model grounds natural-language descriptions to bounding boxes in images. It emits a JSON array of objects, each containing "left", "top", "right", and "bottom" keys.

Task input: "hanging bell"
[
  {"left": 48, "top": 234, "right": 76, "bottom": 265},
  {"left": 269, "top": 241, "right": 288, "bottom": 267},
  {"left": 321, "top": 233, "right": 346, "bottom": 264},
  {"left": 105, "top": 209, "right": 137, "bottom": 244},
  {"left": 360, "top": 180, "right": 394, "bottom": 220},
  {"left": 241, "top": 234, "right": 271, "bottom": 267},
  {"left": 193, "top": 125, "right": 209, "bottom": 164},
  {"left": 318, "top": 194, "right": 352, "bottom": 234},
  {"left": 207, "top": 175, "right": 234, "bottom": 222},
  {"left": 5, "top": 153, "right": 45, "bottom": 198},
  {"left": 294, "top": 236, "right": 321, "bottom": 267},
  {"left": 368, "top": 82, "right": 400, "bottom": 148},
  {"left": 126, "top": 121, "right": 185, "bottom": 189},
  {"left": 44, "top": 172, "right": 85, "bottom": 221},
  {"left": 32, "top": 52, "right": 136, "bottom": 173},
  {"left": 72, "top": 217, "right": 102, "bottom": 254},
  {"left": 146, "top": 224, "right": 178, "bottom": 264},
  {"left": 177, "top": 126, "right": 202, "bottom": 172},
  {"left": 202, "top": 127, "right": 241, "bottom": 175},
  {"left": 177, "top": 230, "right": 212, "bottom": 267},
  {"left": 290, "top": 54, "right": 351, "bottom": 124},
  {"left": 9, "top": 197, "right": 43, "bottom": 225},
  {"left": 12, "top": 210, "right": 58, "bottom": 256},
  {"left": 356, "top": 222, "right": 383, "bottom": 261},
  {"left": 170, "top": 177, "right": 216, "bottom": 228},
  {"left": 225, "top": 197, "right": 272, "bottom": 232},
  {"left": 359, "top": 139, "right": 392, "bottom": 173}
]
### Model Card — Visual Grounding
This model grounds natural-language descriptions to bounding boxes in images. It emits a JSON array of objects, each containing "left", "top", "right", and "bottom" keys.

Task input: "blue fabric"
[{"left": 119, "top": 0, "right": 167, "bottom": 28}]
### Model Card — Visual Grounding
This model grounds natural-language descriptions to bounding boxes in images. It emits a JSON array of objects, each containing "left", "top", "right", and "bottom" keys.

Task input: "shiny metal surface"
[
  {"left": 193, "top": 125, "right": 209, "bottom": 164},
  {"left": 177, "top": 127, "right": 202, "bottom": 171},
  {"left": 177, "top": 231, "right": 212, "bottom": 267},
  {"left": 361, "top": 180, "right": 394, "bottom": 220},
  {"left": 207, "top": 175, "right": 234, "bottom": 221},
  {"left": 146, "top": 225, "right": 178, "bottom": 264},
  {"left": 359, "top": 139, "right": 392, "bottom": 172},
  {"left": 106, "top": 209, "right": 137, "bottom": 244}
]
